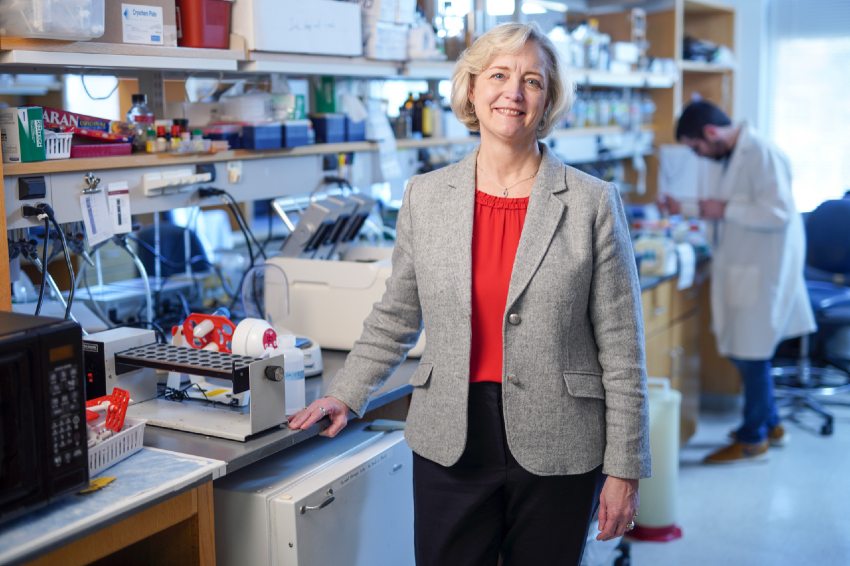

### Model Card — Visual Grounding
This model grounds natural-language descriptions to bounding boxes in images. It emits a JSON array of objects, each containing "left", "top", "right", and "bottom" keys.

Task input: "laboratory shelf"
[
  {"left": 2, "top": 127, "right": 656, "bottom": 176},
  {"left": 684, "top": 0, "right": 736, "bottom": 15},
  {"left": 679, "top": 60, "right": 736, "bottom": 73},
  {"left": 2, "top": 127, "right": 657, "bottom": 176},
  {"left": 404, "top": 60, "right": 677, "bottom": 88},
  {"left": 242, "top": 51, "right": 401, "bottom": 78},
  {"left": 0, "top": 38, "right": 242, "bottom": 73}
]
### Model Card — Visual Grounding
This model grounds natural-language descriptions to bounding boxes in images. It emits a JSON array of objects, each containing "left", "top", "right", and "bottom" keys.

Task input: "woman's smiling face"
[{"left": 469, "top": 40, "right": 549, "bottom": 145}]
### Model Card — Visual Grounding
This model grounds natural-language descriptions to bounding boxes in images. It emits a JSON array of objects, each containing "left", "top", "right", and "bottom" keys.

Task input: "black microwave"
[{"left": 0, "top": 311, "right": 89, "bottom": 527}]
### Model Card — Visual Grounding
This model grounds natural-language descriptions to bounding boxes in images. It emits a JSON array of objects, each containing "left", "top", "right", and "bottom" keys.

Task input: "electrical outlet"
[{"left": 227, "top": 161, "right": 243, "bottom": 184}]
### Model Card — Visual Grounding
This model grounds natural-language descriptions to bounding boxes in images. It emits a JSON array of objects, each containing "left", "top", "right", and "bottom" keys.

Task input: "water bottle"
[
  {"left": 127, "top": 94, "right": 155, "bottom": 152},
  {"left": 279, "top": 334, "right": 306, "bottom": 415}
]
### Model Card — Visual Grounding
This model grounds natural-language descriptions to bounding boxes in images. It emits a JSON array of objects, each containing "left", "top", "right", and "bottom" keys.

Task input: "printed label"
[
  {"left": 122, "top": 3, "right": 164, "bottom": 45},
  {"left": 284, "top": 370, "right": 305, "bottom": 381},
  {"left": 80, "top": 192, "right": 113, "bottom": 247}
]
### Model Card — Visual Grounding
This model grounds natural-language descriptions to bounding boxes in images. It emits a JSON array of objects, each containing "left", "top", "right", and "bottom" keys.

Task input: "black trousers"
[{"left": 413, "top": 382, "right": 605, "bottom": 566}]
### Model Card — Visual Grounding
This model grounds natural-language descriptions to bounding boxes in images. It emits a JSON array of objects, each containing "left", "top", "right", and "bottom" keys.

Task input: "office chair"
[
  {"left": 772, "top": 199, "right": 850, "bottom": 435},
  {"left": 136, "top": 221, "right": 210, "bottom": 279}
]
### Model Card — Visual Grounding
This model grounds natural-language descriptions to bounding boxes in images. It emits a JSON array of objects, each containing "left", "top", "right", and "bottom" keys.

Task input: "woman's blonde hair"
[{"left": 450, "top": 22, "right": 573, "bottom": 139}]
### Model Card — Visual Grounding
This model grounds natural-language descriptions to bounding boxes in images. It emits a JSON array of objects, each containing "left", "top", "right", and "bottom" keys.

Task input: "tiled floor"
[{"left": 612, "top": 400, "right": 850, "bottom": 566}]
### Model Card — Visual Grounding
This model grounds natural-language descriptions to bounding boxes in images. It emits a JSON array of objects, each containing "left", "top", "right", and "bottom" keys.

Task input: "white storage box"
[
  {"left": 89, "top": 418, "right": 147, "bottom": 477},
  {"left": 364, "top": 21, "right": 409, "bottom": 61},
  {"left": 214, "top": 424, "right": 414, "bottom": 566},
  {"left": 360, "top": 0, "right": 397, "bottom": 25},
  {"left": 0, "top": 0, "right": 105, "bottom": 40},
  {"left": 231, "top": 0, "right": 362, "bottom": 56},
  {"left": 265, "top": 249, "right": 425, "bottom": 357}
]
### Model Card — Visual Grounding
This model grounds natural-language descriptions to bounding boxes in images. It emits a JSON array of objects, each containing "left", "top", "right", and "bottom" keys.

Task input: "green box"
[{"left": 0, "top": 107, "right": 46, "bottom": 163}]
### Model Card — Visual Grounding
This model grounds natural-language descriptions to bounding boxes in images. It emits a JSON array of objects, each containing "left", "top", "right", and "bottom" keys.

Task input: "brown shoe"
[
  {"left": 704, "top": 440, "right": 769, "bottom": 465},
  {"left": 727, "top": 425, "right": 789, "bottom": 448}
]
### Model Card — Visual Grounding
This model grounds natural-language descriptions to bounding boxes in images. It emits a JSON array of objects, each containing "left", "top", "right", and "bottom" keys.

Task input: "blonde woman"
[{"left": 289, "top": 22, "right": 651, "bottom": 565}]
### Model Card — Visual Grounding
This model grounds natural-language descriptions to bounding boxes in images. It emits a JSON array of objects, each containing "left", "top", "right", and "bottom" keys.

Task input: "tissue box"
[{"left": 0, "top": 107, "right": 46, "bottom": 163}]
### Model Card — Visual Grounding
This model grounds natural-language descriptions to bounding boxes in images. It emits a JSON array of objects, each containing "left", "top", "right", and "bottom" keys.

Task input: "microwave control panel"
[{"left": 47, "top": 362, "right": 87, "bottom": 479}]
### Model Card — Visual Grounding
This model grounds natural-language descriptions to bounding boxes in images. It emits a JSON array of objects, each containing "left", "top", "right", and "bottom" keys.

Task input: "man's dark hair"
[{"left": 676, "top": 101, "right": 731, "bottom": 141}]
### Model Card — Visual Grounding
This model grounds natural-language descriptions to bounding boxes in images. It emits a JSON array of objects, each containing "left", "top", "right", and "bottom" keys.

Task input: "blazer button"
[
  {"left": 507, "top": 374, "right": 517, "bottom": 384},
  {"left": 508, "top": 313, "right": 521, "bottom": 325}
]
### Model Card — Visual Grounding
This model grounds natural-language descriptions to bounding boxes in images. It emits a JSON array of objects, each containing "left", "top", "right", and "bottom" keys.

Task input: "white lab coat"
[{"left": 706, "top": 123, "right": 816, "bottom": 360}]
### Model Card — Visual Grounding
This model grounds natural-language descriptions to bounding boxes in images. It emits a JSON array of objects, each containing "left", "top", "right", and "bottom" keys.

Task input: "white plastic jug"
[{"left": 632, "top": 377, "right": 683, "bottom": 541}]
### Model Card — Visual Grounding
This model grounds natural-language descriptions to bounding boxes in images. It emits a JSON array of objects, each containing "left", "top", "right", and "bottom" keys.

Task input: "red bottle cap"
[{"left": 156, "top": 125, "right": 166, "bottom": 137}]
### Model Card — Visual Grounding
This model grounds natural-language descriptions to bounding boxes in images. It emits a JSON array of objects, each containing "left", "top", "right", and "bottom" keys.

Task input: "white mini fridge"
[{"left": 214, "top": 423, "right": 414, "bottom": 566}]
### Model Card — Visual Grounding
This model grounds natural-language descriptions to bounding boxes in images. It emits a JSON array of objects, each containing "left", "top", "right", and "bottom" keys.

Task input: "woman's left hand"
[{"left": 596, "top": 476, "right": 639, "bottom": 541}]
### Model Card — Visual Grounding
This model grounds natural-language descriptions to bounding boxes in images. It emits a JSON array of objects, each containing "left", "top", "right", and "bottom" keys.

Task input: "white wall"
[{"left": 722, "top": 0, "right": 769, "bottom": 134}]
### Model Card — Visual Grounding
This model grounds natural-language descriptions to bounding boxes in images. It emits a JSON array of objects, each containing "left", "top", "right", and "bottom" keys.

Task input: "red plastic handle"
[{"left": 182, "top": 313, "right": 237, "bottom": 353}]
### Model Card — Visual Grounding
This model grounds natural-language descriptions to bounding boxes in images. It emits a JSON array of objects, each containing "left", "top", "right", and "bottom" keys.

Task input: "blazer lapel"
[
  {"left": 505, "top": 145, "right": 568, "bottom": 310},
  {"left": 445, "top": 145, "right": 479, "bottom": 317}
]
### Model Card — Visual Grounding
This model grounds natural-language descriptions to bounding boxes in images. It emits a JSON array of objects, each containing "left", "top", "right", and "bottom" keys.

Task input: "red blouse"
[{"left": 469, "top": 190, "right": 529, "bottom": 383}]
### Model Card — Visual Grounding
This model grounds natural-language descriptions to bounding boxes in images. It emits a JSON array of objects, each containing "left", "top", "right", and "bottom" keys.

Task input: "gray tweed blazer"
[{"left": 326, "top": 143, "right": 651, "bottom": 479}]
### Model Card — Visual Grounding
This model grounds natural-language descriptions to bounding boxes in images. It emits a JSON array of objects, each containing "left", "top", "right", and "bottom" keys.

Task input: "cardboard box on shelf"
[
  {"left": 231, "top": 0, "right": 362, "bottom": 56},
  {"left": 42, "top": 107, "right": 135, "bottom": 143},
  {"left": 0, "top": 107, "right": 46, "bottom": 164},
  {"left": 92, "top": 1, "right": 178, "bottom": 47},
  {"left": 364, "top": 21, "right": 408, "bottom": 61}
]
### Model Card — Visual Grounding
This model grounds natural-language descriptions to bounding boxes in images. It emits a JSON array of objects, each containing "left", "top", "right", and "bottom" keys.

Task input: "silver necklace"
[{"left": 477, "top": 164, "right": 536, "bottom": 197}]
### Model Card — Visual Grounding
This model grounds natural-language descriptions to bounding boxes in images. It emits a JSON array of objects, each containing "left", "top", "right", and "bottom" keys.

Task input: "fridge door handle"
[{"left": 300, "top": 489, "right": 335, "bottom": 515}]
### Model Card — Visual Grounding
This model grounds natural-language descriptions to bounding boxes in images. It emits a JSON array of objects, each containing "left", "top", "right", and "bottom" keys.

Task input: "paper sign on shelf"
[
  {"left": 366, "top": 99, "right": 402, "bottom": 181},
  {"left": 122, "top": 3, "right": 164, "bottom": 45},
  {"left": 676, "top": 243, "right": 696, "bottom": 290},
  {"left": 107, "top": 182, "right": 132, "bottom": 234},
  {"left": 80, "top": 191, "right": 113, "bottom": 247}
]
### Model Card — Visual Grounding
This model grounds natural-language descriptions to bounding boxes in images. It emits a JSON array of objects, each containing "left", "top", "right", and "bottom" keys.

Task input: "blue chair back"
[{"left": 806, "top": 199, "right": 850, "bottom": 275}]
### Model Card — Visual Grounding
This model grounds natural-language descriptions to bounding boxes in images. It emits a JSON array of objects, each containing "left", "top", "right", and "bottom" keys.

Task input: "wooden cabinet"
[{"left": 642, "top": 267, "right": 706, "bottom": 444}]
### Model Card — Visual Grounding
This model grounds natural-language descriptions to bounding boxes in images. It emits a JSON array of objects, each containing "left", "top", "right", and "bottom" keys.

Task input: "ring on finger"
[
  {"left": 315, "top": 406, "right": 327, "bottom": 417},
  {"left": 626, "top": 521, "right": 635, "bottom": 531}
]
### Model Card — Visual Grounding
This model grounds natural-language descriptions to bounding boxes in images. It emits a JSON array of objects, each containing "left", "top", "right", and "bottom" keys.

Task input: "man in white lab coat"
[{"left": 663, "top": 101, "right": 816, "bottom": 464}]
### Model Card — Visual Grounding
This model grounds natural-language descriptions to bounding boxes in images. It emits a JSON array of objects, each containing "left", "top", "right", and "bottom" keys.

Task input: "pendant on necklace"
[{"left": 502, "top": 188, "right": 508, "bottom": 197}]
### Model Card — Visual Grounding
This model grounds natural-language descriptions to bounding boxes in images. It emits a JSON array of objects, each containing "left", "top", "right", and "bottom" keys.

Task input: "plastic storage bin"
[
  {"left": 0, "top": 0, "right": 105, "bottom": 40},
  {"left": 242, "top": 123, "right": 282, "bottom": 150},
  {"left": 310, "top": 114, "right": 346, "bottom": 144},
  {"left": 345, "top": 117, "right": 366, "bottom": 142},
  {"left": 70, "top": 143, "right": 133, "bottom": 159},
  {"left": 88, "top": 418, "right": 147, "bottom": 477},
  {"left": 176, "top": 0, "right": 232, "bottom": 49},
  {"left": 282, "top": 120, "right": 311, "bottom": 148},
  {"left": 44, "top": 131, "right": 72, "bottom": 160}
]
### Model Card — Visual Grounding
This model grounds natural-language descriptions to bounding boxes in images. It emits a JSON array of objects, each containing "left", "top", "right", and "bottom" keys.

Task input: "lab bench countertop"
[{"left": 142, "top": 349, "right": 416, "bottom": 475}]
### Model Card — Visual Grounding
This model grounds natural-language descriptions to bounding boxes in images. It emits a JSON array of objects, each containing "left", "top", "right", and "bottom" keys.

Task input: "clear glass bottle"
[
  {"left": 572, "top": 93, "right": 587, "bottom": 128},
  {"left": 126, "top": 94, "right": 155, "bottom": 152},
  {"left": 597, "top": 92, "right": 611, "bottom": 127},
  {"left": 641, "top": 91, "right": 657, "bottom": 125},
  {"left": 585, "top": 93, "right": 598, "bottom": 127}
]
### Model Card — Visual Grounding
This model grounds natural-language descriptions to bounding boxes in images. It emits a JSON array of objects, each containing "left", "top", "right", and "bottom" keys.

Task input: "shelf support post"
[{"left": 137, "top": 70, "right": 167, "bottom": 122}]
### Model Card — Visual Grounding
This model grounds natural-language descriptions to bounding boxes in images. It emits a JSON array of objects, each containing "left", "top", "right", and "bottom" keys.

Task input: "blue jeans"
[{"left": 729, "top": 358, "right": 781, "bottom": 444}]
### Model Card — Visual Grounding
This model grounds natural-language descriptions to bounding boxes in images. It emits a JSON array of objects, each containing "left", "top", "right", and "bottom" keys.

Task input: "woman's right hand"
[{"left": 287, "top": 396, "right": 351, "bottom": 437}]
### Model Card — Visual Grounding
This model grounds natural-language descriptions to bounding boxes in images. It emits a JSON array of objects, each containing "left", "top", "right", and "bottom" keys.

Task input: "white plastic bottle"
[{"left": 279, "top": 335, "right": 306, "bottom": 415}]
